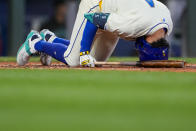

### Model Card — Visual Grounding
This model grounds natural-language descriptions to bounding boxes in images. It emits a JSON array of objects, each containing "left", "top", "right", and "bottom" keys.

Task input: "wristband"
[{"left": 80, "top": 51, "right": 90, "bottom": 56}]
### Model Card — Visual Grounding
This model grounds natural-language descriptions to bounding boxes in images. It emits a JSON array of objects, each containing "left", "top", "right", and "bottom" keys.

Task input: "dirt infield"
[{"left": 0, "top": 62, "right": 196, "bottom": 72}]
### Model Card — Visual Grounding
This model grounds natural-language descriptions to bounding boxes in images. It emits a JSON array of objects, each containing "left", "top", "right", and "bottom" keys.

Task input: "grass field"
[{"left": 0, "top": 57, "right": 196, "bottom": 131}]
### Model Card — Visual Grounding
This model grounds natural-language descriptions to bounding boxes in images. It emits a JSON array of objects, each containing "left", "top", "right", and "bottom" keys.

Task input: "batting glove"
[{"left": 80, "top": 51, "right": 96, "bottom": 67}]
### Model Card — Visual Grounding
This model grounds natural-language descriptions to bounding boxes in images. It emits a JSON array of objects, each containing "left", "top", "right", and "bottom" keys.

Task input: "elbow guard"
[{"left": 84, "top": 13, "right": 110, "bottom": 30}]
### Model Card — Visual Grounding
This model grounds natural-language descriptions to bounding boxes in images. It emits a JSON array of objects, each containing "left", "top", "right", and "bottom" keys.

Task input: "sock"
[
  {"left": 53, "top": 38, "right": 70, "bottom": 46},
  {"left": 35, "top": 40, "right": 67, "bottom": 64}
]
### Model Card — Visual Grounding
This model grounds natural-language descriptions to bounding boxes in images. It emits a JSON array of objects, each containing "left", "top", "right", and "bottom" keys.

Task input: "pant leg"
[
  {"left": 90, "top": 30, "right": 119, "bottom": 61},
  {"left": 64, "top": 0, "right": 101, "bottom": 66}
]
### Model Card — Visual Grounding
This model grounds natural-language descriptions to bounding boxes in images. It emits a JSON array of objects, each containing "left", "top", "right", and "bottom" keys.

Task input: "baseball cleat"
[
  {"left": 17, "top": 30, "right": 42, "bottom": 66},
  {"left": 40, "top": 29, "right": 57, "bottom": 66}
]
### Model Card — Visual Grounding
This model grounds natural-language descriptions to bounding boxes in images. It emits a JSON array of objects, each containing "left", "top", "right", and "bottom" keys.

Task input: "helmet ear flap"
[{"left": 135, "top": 37, "right": 145, "bottom": 50}]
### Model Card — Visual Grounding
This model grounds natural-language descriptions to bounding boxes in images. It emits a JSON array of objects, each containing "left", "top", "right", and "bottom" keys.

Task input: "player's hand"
[{"left": 80, "top": 52, "right": 96, "bottom": 67}]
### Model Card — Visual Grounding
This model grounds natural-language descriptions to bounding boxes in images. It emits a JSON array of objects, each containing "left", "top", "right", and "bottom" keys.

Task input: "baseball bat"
[{"left": 95, "top": 60, "right": 185, "bottom": 68}]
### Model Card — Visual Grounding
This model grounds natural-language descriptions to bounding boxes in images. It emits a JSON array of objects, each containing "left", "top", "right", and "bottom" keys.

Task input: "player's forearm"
[
  {"left": 80, "top": 20, "right": 98, "bottom": 53},
  {"left": 84, "top": 13, "right": 126, "bottom": 35}
]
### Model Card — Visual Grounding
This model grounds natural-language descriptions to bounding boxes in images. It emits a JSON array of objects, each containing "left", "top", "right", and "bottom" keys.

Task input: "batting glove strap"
[
  {"left": 81, "top": 59, "right": 90, "bottom": 66},
  {"left": 80, "top": 51, "right": 90, "bottom": 56}
]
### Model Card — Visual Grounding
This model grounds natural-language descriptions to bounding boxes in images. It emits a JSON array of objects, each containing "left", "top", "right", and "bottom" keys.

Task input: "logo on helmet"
[{"left": 162, "top": 50, "right": 166, "bottom": 57}]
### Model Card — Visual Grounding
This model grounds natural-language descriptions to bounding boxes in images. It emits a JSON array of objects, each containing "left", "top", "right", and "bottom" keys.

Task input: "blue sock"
[
  {"left": 53, "top": 38, "right": 70, "bottom": 46},
  {"left": 35, "top": 40, "right": 67, "bottom": 64}
]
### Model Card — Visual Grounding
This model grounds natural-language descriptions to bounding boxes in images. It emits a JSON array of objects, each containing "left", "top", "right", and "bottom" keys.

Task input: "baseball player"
[{"left": 17, "top": 0, "right": 173, "bottom": 67}]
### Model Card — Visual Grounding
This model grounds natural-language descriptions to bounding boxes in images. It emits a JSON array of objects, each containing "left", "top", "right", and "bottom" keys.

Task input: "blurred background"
[{"left": 0, "top": 0, "right": 195, "bottom": 57}]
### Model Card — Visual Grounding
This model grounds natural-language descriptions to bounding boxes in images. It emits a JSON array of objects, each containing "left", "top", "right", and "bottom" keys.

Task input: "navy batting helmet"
[{"left": 135, "top": 37, "right": 169, "bottom": 61}]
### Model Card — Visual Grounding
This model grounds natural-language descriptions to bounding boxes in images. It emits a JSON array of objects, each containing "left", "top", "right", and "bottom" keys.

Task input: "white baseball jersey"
[
  {"left": 63, "top": 0, "right": 173, "bottom": 66},
  {"left": 101, "top": 0, "right": 173, "bottom": 40}
]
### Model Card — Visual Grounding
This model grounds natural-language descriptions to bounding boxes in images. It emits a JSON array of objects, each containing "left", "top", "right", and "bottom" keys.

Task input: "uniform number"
[{"left": 145, "top": 0, "right": 155, "bottom": 7}]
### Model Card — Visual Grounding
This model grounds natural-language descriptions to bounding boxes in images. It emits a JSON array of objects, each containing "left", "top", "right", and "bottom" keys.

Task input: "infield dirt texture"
[
  {"left": 0, "top": 57, "right": 196, "bottom": 72},
  {"left": 0, "top": 57, "right": 196, "bottom": 131}
]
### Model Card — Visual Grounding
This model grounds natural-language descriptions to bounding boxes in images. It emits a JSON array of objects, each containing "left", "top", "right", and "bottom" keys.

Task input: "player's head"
[{"left": 135, "top": 36, "right": 169, "bottom": 61}]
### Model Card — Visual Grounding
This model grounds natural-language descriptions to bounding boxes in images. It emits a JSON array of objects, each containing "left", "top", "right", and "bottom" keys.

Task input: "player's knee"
[
  {"left": 65, "top": 57, "right": 80, "bottom": 67},
  {"left": 69, "top": 62, "right": 79, "bottom": 67}
]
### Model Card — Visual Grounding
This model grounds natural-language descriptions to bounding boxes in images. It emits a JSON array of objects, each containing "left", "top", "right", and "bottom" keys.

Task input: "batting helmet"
[{"left": 135, "top": 37, "right": 169, "bottom": 61}]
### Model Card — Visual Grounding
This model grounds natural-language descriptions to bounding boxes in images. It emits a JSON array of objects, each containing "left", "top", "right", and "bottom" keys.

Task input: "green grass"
[{"left": 0, "top": 69, "right": 196, "bottom": 131}]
